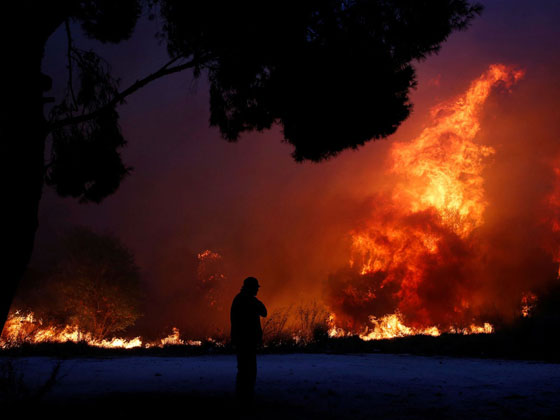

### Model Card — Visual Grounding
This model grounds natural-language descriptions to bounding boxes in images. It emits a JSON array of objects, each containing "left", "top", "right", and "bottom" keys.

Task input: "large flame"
[
  {"left": 3, "top": 66, "right": 545, "bottom": 348},
  {"left": 329, "top": 64, "right": 525, "bottom": 338}
]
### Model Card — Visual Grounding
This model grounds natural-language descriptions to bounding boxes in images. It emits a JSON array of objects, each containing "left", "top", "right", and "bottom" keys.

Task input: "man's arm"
[{"left": 255, "top": 298, "right": 267, "bottom": 317}]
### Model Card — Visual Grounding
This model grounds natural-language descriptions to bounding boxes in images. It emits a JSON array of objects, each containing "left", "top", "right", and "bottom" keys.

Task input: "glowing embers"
[
  {"left": 520, "top": 292, "right": 537, "bottom": 318},
  {"left": 330, "top": 65, "right": 525, "bottom": 337}
]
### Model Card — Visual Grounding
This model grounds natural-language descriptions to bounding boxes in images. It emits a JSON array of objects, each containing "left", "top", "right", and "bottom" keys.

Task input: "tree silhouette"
[
  {"left": 12, "top": 227, "right": 143, "bottom": 340},
  {"left": 54, "top": 227, "right": 142, "bottom": 339},
  {"left": 1, "top": 0, "right": 482, "bottom": 333}
]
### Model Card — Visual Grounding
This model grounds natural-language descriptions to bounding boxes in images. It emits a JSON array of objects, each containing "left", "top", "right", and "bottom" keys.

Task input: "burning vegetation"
[
  {"left": 0, "top": 310, "right": 206, "bottom": 349},
  {"left": 0, "top": 229, "right": 221, "bottom": 349},
  {"left": 327, "top": 64, "right": 560, "bottom": 339},
  {"left": 3, "top": 65, "right": 560, "bottom": 352}
]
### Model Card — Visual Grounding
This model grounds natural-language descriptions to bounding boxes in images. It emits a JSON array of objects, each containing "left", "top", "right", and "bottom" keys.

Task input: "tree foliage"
[
  {"left": 75, "top": 0, "right": 141, "bottom": 43},
  {"left": 46, "top": 1, "right": 141, "bottom": 203},
  {"left": 160, "top": 0, "right": 482, "bottom": 162},
  {"left": 48, "top": 49, "right": 128, "bottom": 203},
  {"left": 46, "top": 0, "right": 482, "bottom": 203},
  {"left": 16, "top": 228, "right": 143, "bottom": 340},
  {"left": 55, "top": 227, "right": 142, "bottom": 339}
]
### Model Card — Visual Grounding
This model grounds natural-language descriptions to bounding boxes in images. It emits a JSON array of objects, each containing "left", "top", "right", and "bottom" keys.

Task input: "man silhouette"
[{"left": 230, "top": 276, "right": 267, "bottom": 405}]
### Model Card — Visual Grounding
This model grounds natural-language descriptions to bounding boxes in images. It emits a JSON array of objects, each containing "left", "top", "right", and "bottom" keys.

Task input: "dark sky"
[{"left": 34, "top": 0, "right": 560, "bottom": 333}]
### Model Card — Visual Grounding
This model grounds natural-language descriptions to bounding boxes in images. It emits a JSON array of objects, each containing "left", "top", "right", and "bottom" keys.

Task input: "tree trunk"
[{"left": 0, "top": 4, "right": 64, "bottom": 335}]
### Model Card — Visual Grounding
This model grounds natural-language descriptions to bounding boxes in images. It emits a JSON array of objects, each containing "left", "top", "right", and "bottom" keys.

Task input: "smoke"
[
  {"left": 26, "top": 62, "right": 560, "bottom": 340},
  {"left": 325, "top": 64, "right": 560, "bottom": 332},
  {"left": 26, "top": 5, "right": 560, "bottom": 340}
]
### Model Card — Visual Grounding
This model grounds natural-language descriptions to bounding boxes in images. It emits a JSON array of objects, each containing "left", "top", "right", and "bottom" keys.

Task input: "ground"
[{"left": 2, "top": 354, "right": 560, "bottom": 419}]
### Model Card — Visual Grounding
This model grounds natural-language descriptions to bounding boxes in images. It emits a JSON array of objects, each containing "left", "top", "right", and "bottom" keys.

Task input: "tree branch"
[
  {"left": 49, "top": 56, "right": 199, "bottom": 132},
  {"left": 65, "top": 19, "right": 78, "bottom": 111}
]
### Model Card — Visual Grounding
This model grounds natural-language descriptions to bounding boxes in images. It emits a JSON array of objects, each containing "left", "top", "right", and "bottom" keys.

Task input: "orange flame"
[
  {"left": 331, "top": 64, "right": 524, "bottom": 338},
  {"left": 0, "top": 311, "right": 202, "bottom": 349},
  {"left": 390, "top": 64, "right": 523, "bottom": 236}
]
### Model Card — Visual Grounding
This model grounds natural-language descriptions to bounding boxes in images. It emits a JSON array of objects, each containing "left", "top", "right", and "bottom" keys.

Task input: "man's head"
[{"left": 242, "top": 276, "right": 260, "bottom": 296}]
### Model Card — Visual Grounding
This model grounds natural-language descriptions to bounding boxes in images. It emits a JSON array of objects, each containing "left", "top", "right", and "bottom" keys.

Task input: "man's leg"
[
  {"left": 236, "top": 347, "right": 257, "bottom": 404},
  {"left": 247, "top": 349, "right": 257, "bottom": 400},
  {"left": 236, "top": 351, "right": 245, "bottom": 401}
]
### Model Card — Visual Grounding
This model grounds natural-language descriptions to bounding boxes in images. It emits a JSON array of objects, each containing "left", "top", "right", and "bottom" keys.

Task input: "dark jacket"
[{"left": 230, "top": 290, "right": 267, "bottom": 348}]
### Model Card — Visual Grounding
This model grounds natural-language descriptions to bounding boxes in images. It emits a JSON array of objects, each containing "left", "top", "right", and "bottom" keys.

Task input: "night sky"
[{"left": 33, "top": 0, "right": 560, "bottom": 335}]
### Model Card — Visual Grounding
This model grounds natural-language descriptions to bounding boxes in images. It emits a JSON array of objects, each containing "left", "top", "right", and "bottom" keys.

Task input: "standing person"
[{"left": 230, "top": 276, "right": 267, "bottom": 406}]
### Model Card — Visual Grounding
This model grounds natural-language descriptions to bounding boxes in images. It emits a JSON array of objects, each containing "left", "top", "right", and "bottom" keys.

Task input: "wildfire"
[
  {"left": 3, "top": 66, "right": 544, "bottom": 348},
  {"left": 390, "top": 64, "right": 523, "bottom": 236},
  {"left": 359, "top": 315, "right": 494, "bottom": 341},
  {"left": 158, "top": 326, "right": 202, "bottom": 347},
  {"left": 359, "top": 313, "right": 441, "bottom": 341},
  {"left": 330, "top": 64, "right": 525, "bottom": 338},
  {"left": 0, "top": 310, "right": 201, "bottom": 349},
  {"left": 520, "top": 292, "right": 538, "bottom": 318}
]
